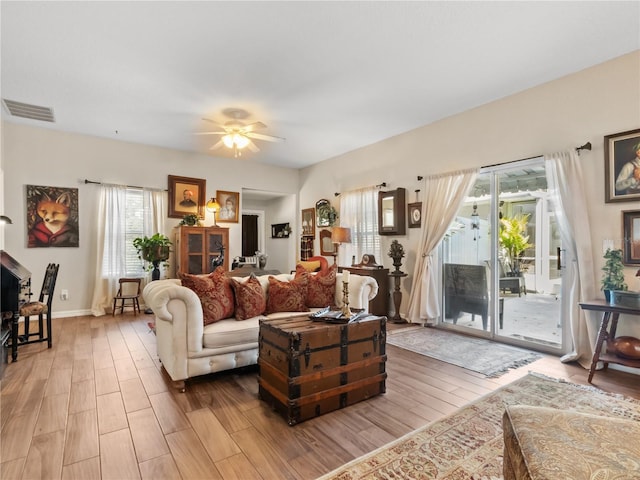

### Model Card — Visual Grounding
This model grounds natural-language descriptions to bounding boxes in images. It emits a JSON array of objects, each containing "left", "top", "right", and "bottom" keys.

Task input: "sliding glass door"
[{"left": 439, "top": 158, "right": 565, "bottom": 354}]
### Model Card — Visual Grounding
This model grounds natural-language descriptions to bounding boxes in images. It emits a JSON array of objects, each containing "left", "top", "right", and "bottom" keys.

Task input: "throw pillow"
[
  {"left": 297, "top": 260, "right": 321, "bottom": 272},
  {"left": 295, "top": 264, "right": 337, "bottom": 308},
  {"left": 266, "top": 274, "right": 309, "bottom": 314},
  {"left": 180, "top": 267, "right": 234, "bottom": 325},
  {"left": 231, "top": 274, "right": 267, "bottom": 320}
]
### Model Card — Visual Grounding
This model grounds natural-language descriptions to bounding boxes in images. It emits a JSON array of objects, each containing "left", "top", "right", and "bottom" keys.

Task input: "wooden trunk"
[{"left": 258, "top": 315, "right": 386, "bottom": 425}]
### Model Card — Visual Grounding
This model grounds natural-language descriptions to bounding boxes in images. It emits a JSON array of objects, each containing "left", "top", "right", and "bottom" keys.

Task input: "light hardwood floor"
[{"left": 1, "top": 313, "right": 639, "bottom": 480}]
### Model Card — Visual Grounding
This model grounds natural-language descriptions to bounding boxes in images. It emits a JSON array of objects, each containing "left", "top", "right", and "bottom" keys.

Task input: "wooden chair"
[
  {"left": 18, "top": 263, "right": 59, "bottom": 349},
  {"left": 112, "top": 278, "right": 142, "bottom": 316}
]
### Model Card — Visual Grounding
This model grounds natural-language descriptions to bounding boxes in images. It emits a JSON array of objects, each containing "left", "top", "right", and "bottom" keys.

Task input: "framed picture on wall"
[
  {"left": 301, "top": 208, "right": 315, "bottom": 237},
  {"left": 622, "top": 210, "right": 640, "bottom": 265},
  {"left": 216, "top": 190, "right": 240, "bottom": 223},
  {"left": 408, "top": 202, "right": 422, "bottom": 228},
  {"left": 168, "top": 175, "right": 206, "bottom": 218},
  {"left": 604, "top": 128, "right": 640, "bottom": 203},
  {"left": 26, "top": 185, "right": 79, "bottom": 248}
]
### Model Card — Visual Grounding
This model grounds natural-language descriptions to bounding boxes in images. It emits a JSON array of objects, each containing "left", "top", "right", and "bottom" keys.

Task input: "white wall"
[
  {"left": 299, "top": 50, "right": 640, "bottom": 332},
  {"left": 264, "top": 195, "right": 297, "bottom": 273},
  {"left": 1, "top": 125, "right": 299, "bottom": 315}
]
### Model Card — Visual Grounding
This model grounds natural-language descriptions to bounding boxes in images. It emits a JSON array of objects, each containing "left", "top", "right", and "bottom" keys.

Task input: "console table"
[{"left": 579, "top": 300, "right": 640, "bottom": 383}]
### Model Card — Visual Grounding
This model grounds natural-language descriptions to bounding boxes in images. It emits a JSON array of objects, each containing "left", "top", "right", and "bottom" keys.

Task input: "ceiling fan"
[{"left": 195, "top": 110, "right": 285, "bottom": 157}]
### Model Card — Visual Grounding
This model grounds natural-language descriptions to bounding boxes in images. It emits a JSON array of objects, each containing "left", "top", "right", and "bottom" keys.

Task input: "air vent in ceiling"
[{"left": 2, "top": 99, "right": 55, "bottom": 122}]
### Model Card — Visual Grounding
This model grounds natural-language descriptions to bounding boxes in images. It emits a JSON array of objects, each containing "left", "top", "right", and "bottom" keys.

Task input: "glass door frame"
[{"left": 438, "top": 157, "right": 568, "bottom": 355}]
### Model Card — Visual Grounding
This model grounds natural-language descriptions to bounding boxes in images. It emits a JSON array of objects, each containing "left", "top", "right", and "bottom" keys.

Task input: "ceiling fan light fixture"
[{"left": 234, "top": 133, "right": 250, "bottom": 149}]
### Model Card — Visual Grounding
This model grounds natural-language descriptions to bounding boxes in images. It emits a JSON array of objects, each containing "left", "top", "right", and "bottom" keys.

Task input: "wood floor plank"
[
  {"left": 165, "top": 428, "right": 222, "bottom": 479},
  {"left": 99, "top": 428, "right": 141, "bottom": 480},
  {"left": 0, "top": 457, "right": 25, "bottom": 480},
  {"left": 71, "top": 359, "right": 94, "bottom": 383},
  {"left": 61, "top": 457, "right": 101, "bottom": 480},
  {"left": 21, "top": 430, "right": 65, "bottom": 480},
  {"left": 215, "top": 452, "right": 263, "bottom": 480},
  {"left": 127, "top": 407, "right": 170, "bottom": 463},
  {"left": 33, "top": 392, "right": 69, "bottom": 436},
  {"left": 1, "top": 412, "right": 39, "bottom": 462},
  {"left": 94, "top": 366, "right": 119, "bottom": 396},
  {"left": 44, "top": 368, "right": 72, "bottom": 397},
  {"left": 185, "top": 407, "right": 242, "bottom": 462},
  {"left": 68, "top": 379, "right": 96, "bottom": 414},
  {"left": 97, "top": 391, "right": 128, "bottom": 434},
  {"left": 120, "top": 377, "right": 152, "bottom": 413},
  {"left": 138, "top": 453, "right": 181, "bottom": 480},
  {"left": 136, "top": 366, "right": 169, "bottom": 396},
  {"left": 113, "top": 356, "right": 138, "bottom": 382},
  {"left": 63, "top": 409, "right": 99, "bottom": 466},
  {"left": 148, "top": 391, "right": 191, "bottom": 434}
]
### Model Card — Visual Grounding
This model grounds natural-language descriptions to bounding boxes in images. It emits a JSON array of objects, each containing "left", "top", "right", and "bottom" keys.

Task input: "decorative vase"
[
  {"left": 392, "top": 257, "right": 403, "bottom": 274},
  {"left": 258, "top": 256, "right": 267, "bottom": 269}
]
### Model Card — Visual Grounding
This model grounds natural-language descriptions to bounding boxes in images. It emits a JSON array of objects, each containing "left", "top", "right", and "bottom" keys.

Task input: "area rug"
[
  {"left": 316, "top": 373, "right": 640, "bottom": 480},
  {"left": 387, "top": 327, "right": 541, "bottom": 377}
]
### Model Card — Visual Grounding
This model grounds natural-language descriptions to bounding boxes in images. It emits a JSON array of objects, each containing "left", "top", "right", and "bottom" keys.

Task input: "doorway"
[{"left": 439, "top": 158, "right": 565, "bottom": 354}]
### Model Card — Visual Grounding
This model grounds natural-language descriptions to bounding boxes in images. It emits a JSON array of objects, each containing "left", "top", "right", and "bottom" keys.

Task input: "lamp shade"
[
  {"left": 206, "top": 198, "right": 220, "bottom": 212},
  {"left": 332, "top": 226, "right": 351, "bottom": 244}
]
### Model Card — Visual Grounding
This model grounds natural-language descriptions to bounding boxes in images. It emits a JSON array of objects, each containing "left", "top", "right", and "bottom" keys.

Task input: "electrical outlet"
[{"left": 61, "top": 289, "right": 69, "bottom": 301}]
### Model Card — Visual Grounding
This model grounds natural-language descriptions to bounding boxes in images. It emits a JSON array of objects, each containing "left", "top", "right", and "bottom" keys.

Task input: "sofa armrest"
[
  {"left": 335, "top": 273, "right": 379, "bottom": 312},
  {"left": 143, "top": 279, "right": 205, "bottom": 354}
]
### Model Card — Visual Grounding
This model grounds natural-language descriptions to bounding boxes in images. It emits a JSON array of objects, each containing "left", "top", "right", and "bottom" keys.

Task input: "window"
[{"left": 339, "top": 187, "right": 381, "bottom": 264}]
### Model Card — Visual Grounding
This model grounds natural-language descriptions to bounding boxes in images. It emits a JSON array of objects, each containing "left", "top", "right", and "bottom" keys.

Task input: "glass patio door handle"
[{"left": 557, "top": 247, "right": 566, "bottom": 271}]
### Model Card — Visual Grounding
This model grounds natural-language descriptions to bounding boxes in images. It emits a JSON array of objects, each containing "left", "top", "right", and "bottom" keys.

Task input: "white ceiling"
[{"left": 2, "top": 1, "right": 639, "bottom": 169}]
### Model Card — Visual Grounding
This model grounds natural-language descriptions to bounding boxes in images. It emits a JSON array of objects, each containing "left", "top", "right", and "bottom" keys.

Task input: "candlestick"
[
  {"left": 343, "top": 269, "right": 350, "bottom": 283},
  {"left": 342, "top": 280, "right": 352, "bottom": 318}
]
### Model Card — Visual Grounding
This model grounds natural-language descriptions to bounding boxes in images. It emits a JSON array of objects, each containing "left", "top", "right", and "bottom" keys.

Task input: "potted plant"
[
  {"left": 133, "top": 233, "right": 172, "bottom": 280},
  {"left": 388, "top": 240, "right": 405, "bottom": 274},
  {"left": 499, "top": 214, "right": 533, "bottom": 276},
  {"left": 179, "top": 214, "right": 200, "bottom": 226},
  {"left": 601, "top": 248, "right": 628, "bottom": 302}
]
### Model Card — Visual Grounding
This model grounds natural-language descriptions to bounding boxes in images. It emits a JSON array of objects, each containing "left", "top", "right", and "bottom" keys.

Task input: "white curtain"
[
  {"left": 406, "top": 168, "right": 478, "bottom": 325},
  {"left": 90, "top": 185, "right": 166, "bottom": 316},
  {"left": 339, "top": 186, "right": 380, "bottom": 265},
  {"left": 545, "top": 150, "right": 597, "bottom": 368}
]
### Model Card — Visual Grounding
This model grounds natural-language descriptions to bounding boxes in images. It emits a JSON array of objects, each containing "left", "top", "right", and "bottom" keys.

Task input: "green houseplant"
[
  {"left": 133, "top": 233, "right": 172, "bottom": 280},
  {"left": 601, "top": 248, "right": 628, "bottom": 301},
  {"left": 499, "top": 214, "right": 533, "bottom": 276}
]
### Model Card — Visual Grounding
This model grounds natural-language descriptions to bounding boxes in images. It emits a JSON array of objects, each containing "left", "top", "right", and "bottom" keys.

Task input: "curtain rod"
[
  {"left": 334, "top": 181, "right": 387, "bottom": 196},
  {"left": 480, "top": 141, "right": 591, "bottom": 169},
  {"left": 84, "top": 179, "right": 167, "bottom": 192}
]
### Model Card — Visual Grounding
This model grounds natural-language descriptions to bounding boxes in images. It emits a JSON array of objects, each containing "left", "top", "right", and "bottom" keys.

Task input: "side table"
[
  {"left": 578, "top": 300, "right": 640, "bottom": 383},
  {"left": 389, "top": 271, "right": 408, "bottom": 323}
]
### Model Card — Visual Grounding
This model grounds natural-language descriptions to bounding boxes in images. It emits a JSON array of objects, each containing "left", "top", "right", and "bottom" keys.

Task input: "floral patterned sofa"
[{"left": 143, "top": 267, "right": 379, "bottom": 391}]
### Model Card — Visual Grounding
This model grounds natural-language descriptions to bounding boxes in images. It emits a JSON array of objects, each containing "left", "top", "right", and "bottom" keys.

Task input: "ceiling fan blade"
[
  {"left": 243, "top": 121, "right": 267, "bottom": 132},
  {"left": 202, "top": 117, "right": 225, "bottom": 127},
  {"left": 246, "top": 132, "right": 285, "bottom": 142},
  {"left": 209, "top": 139, "right": 225, "bottom": 150},
  {"left": 247, "top": 140, "right": 260, "bottom": 153},
  {"left": 194, "top": 131, "right": 227, "bottom": 136}
]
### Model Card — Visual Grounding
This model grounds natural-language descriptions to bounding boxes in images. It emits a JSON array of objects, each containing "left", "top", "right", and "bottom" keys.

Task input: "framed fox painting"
[{"left": 26, "top": 185, "right": 79, "bottom": 248}]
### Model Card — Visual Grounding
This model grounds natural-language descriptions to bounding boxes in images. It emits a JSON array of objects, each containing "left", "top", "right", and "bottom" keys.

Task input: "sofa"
[{"left": 143, "top": 271, "right": 379, "bottom": 391}]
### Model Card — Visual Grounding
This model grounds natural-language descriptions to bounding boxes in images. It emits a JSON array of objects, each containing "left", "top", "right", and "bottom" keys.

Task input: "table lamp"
[
  {"left": 206, "top": 197, "right": 221, "bottom": 227},
  {"left": 331, "top": 226, "right": 351, "bottom": 265}
]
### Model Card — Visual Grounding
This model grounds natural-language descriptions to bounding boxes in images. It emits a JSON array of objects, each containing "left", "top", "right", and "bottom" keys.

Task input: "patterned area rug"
[
  {"left": 387, "top": 327, "right": 541, "bottom": 377},
  {"left": 316, "top": 373, "right": 640, "bottom": 480}
]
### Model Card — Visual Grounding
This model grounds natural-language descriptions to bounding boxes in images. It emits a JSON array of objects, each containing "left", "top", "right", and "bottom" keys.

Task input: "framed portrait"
[
  {"left": 622, "top": 210, "right": 640, "bottom": 265},
  {"left": 604, "top": 128, "right": 640, "bottom": 203},
  {"left": 168, "top": 175, "right": 206, "bottom": 218},
  {"left": 216, "top": 190, "right": 239, "bottom": 223},
  {"left": 301, "top": 208, "right": 315, "bottom": 237},
  {"left": 26, "top": 184, "right": 79, "bottom": 248},
  {"left": 408, "top": 202, "right": 422, "bottom": 228}
]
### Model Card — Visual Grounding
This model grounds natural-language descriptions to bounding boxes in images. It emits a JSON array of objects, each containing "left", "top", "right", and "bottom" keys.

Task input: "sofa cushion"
[
  {"left": 231, "top": 274, "right": 267, "bottom": 320},
  {"left": 267, "top": 274, "right": 309, "bottom": 313},
  {"left": 202, "top": 317, "right": 260, "bottom": 350},
  {"left": 297, "top": 260, "right": 321, "bottom": 272},
  {"left": 179, "top": 267, "right": 234, "bottom": 325},
  {"left": 296, "top": 264, "right": 337, "bottom": 308}
]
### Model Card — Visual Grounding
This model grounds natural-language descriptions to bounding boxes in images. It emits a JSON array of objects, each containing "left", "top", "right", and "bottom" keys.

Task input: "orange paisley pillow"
[
  {"left": 180, "top": 266, "right": 234, "bottom": 325},
  {"left": 230, "top": 274, "right": 267, "bottom": 320},
  {"left": 295, "top": 264, "right": 337, "bottom": 308},
  {"left": 266, "top": 275, "right": 309, "bottom": 314}
]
